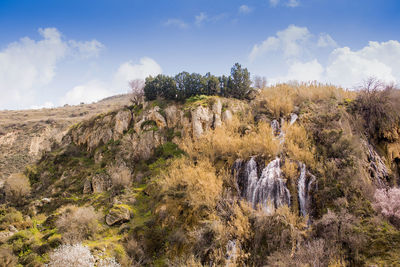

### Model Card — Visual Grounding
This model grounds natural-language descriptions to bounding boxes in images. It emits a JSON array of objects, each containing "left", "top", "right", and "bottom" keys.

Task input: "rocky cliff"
[{"left": 1, "top": 85, "right": 400, "bottom": 267}]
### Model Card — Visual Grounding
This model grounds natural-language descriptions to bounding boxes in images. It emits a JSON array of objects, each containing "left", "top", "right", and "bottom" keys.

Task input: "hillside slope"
[
  {"left": 1, "top": 84, "right": 400, "bottom": 266},
  {"left": 0, "top": 95, "right": 131, "bottom": 184}
]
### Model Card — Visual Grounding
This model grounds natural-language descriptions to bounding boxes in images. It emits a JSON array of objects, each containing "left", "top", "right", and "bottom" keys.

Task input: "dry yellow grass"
[
  {"left": 179, "top": 116, "right": 280, "bottom": 164},
  {"left": 156, "top": 157, "right": 222, "bottom": 227},
  {"left": 282, "top": 122, "right": 316, "bottom": 168},
  {"left": 256, "top": 83, "right": 356, "bottom": 119}
]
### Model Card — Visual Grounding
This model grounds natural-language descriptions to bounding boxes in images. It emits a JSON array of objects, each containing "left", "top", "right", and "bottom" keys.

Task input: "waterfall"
[
  {"left": 290, "top": 113, "right": 298, "bottom": 125},
  {"left": 237, "top": 157, "right": 291, "bottom": 213},
  {"left": 297, "top": 163, "right": 315, "bottom": 218},
  {"left": 298, "top": 163, "right": 307, "bottom": 217}
]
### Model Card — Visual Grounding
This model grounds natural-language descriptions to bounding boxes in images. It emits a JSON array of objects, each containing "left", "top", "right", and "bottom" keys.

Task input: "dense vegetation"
[
  {"left": 1, "top": 80, "right": 400, "bottom": 266},
  {"left": 144, "top": 63, "right": 252, "bottom": 101}
]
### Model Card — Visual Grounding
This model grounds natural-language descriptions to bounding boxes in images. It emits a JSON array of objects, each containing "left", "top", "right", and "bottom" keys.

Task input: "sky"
[{"left": 0, "top": 0, "right": 399, "bottom": 110}]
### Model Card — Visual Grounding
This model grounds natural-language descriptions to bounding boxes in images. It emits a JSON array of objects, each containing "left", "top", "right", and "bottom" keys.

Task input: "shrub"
[
  {"left": 129, "top": 79, "right": 145, "bottom": 106},
  {"left": 374, "top": 188, "right": 400, "bottom": 228},
  {"left": 47, "top": 244, "right": 95, "bottom": 267},
  {"left": 282, "top": 122, "right": 316, "bottom": 168},
  {"left": 250, "top": 206, "right": 307, "bottom": 266},
  {"left": 109, "top": 165, "right": 132, "bottom": 190},
  {"left": 3, "top": 173, "right": 31, "bottom": 205},
  {"left": 256, "top": 84, "right": 295, "bottom": 118},
  {"left": 0, "top": 248, "right": 17, "bottom": 267},
  {"left": 156, "top": 157, "right": 222, "bottom": 227},
  {"left": 97, "top": 257, "right": 121, "bottom": 267},
  {"left": 352, "top": 79, "right": 400, "bottom": 141},
  {"left": 56, "top": 206, "right": 100, "bottom": 244}
]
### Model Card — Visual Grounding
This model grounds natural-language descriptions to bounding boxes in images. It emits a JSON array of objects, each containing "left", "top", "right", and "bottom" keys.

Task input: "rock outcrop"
[{"left": 105, "top": 205, "right": 131, "bottom": 226}]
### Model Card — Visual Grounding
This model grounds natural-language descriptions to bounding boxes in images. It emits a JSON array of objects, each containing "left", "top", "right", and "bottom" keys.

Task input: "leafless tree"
[
  {"left": 129, "top": 79, "right": 145, "bottom": 105},
  {"left": 253, "top": 75, "right": 267, "bottom": 89}
]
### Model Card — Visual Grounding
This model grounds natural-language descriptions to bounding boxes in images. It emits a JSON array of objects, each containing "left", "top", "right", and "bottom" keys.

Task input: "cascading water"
[
  {"left": 236, "top": 157, "right": 291, "bottom": 213},
  {"left": 297, "top": 163, "right": 315, "bottom": 218},
  {"left": 298, "top": 163, "right": 307, "bottom": 217},
  {"left": 290, "top": 113, "right": 298, "bottom": 125}
]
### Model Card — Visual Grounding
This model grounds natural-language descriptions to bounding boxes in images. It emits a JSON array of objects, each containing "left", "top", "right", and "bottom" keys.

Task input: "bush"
[
  {"left": 374, "top": 188, "right": 400, "bottom": 228},
  {"left": 250, "top": 206, "right": 307, "bottom": 266},
  {"left": 352, "top": 80, "right": 400, "bottom": 141},
  {"left": 109, "top": 165, "right": 132, "bottom": 190},
  {"left": 156, "top": 158, "right": 222, "bottom": 227},
  {"left": 56, "top": 206, "right": 100, "bottom": 244},
  {"left": 47, "top": 244, "right": 95, "bottom": 267},
  {"left": 0, "top": 248, "right": 17, "bottom": 267},
  {"left": 3, "top": 173, "right": 31, "bottom": 205}
]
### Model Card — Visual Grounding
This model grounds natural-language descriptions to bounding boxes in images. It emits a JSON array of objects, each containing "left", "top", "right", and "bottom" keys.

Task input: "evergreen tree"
[{"left": 227, "top": 63, "right": 252, "bottom": 99}]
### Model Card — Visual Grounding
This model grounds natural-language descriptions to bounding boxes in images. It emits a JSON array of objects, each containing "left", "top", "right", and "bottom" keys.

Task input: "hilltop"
[
  {"left": 0, "top": 82, "right": 400, "bottom": 266},
  {"left": 0, "top": 94, "right": 131, "bottom": 184}
]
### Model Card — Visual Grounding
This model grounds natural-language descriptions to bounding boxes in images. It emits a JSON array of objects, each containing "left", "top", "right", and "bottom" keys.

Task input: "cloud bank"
[
  {"left": 249, "top": 25, "right": 400, "bottom": 88},
  {"left": 0, "top": 28, "right": 104, "bottom": 109},
  {"left": 61, "top": 57, "right": 162, "bottom": 106}
]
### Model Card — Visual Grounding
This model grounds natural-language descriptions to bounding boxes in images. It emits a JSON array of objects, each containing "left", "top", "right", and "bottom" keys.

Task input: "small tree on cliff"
[
  {"left": 226, "top": 63, "right": 252, "bottom": 99},
  {"left": 129, "top": 79, "right": 145, "bottom": 105}
]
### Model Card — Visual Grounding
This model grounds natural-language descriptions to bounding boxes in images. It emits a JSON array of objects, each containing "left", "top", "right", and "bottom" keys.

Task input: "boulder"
[
  {"left": 83, "top": 173, "right": 112, "bottom": 194},
  {"left": 105, "top": 205, "right": 131, "bottom": 226}
]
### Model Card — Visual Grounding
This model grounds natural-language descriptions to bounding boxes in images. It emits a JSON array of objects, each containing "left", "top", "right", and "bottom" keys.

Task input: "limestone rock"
[
  {"left": 164, "top": 105, "right": 179, "bottom": 127},
  {"left": 114, "top": 110, "right": 132, "bottom": 137},
  {"left": 222, "top": 110, "right": 233, "bottom": 123},
  {"left": 84, "top": 173, "right": 112, "bottom": 194},
  {"left": 147, "top": 107, "right": 167, "bottom": 129},
  {"left": 212, "top": 99, "right": 222, "bottom": 128},
  {"left": 191, "top": 105, "right": 213, "bottom": 138},
  {"left": 105, "top": 205, "right": 131, "bottom": 226}
]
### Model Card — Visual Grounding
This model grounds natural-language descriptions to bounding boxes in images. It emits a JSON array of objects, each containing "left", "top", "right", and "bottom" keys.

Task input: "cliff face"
[
  {"left": 1, "top": 86, "right": 400, "bottom": 266},
  {"left": 0, "top": 95, "right": 130, "bottom": 184}
]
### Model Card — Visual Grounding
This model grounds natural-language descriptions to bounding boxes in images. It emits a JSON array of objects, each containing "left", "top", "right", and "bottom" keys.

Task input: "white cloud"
[
  {"left": 164, "top": 18, "right": 189, "bottom": 29},
  {"left": 60, "top": 57, "right": 162, "bottom": 106},
  {"left": 317, "top": 33, "right": 337, "bottom": 48},
  {"left": 286, "top": 0, "right": 300, "bottom": 7},
  {"left": 269, "top": 0, "right": 280, "bottom": 7},
  {"left": 194, "top": 12, "right": 227, "bottom": 26},
  {"left": 249, "top": 25, "right": 311, "bottom": 61},
  {"left": 325, "top": 43, "right": 399, "bottom": 87},
  {"left": 270, "top": 0, "right": 300, "bottom": 7},
  {"left": 112, "top": 57, "right": 162, "bottom": 92},
  {"left": 61, "top": 80, "right": 111, "bottom": 105},
  {"left": 195, "top": 12, "right": 208, "bottom": 26},
  {"left": 0, "top": 27, "right": 104, "bottom": 109},
  {"left": 285, "top": 59, "right": 324, "bottom": 81},
  {"left": 250, "top": 25, "right": 400, "bottom": 87},
  {"left": 68, "top": 39, "right": 104, "bottom": 58},
  {"left": 30, "top": 101, "right": 55, "bottom": 110},
  {"left": 239, "top": 5, "right": 252, "bottom": 14}
]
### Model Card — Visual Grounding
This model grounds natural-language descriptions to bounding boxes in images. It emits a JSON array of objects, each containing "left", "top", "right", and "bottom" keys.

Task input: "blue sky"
[{"left": 0, "top": 0, "right": 399, "bottom": 109}]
